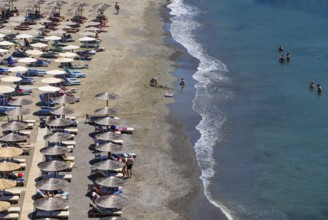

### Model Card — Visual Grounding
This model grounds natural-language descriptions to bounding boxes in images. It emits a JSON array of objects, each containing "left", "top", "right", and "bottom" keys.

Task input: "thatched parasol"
[
  {"left": 95, "top": 195, "right": 128, "bottom": 209},
  {"left": 50, "top": 107, "right": 75, "bottom": 116},
  {"left": 92, "top": 160, "right": 124, "bottom": 171},
  {"left": 40, "top": 146, "right": 70, "bottom": 156},
  {"left": 94, "top": 107, "right": 118, "bottom": 115},
  {"left": 0, "top": 147, "right": 23, "bottom": 158},
  {"left": 8, "top": 98, "right": 33, "bottom": 106},
  {"left": 0, "top": 133, "right": 26, "bottom": 142},
  {"left": 35, "top": 178, "right": 69, "bottom": 191},
  {"left": 94, "top": 117, "right": 120, "bottom": 126},
  {"left": 0, "top": 178, "right": 16, "bottom": 190},
  {"left": 95, "top": 132, "right": 121, "bottom": 141},
  {"left": 38, "top": 161, "right": 70, "bottom": 172},
  {"left": 43, "top": 132, "right": 73, "bottom": 142},
  {"left": 5, "top": 107, "right": 31, "bottom": 116},
  {"left": 51, "top": 95, "right": 75, "bottom": 104},
  {"left": 34, "top": 197, "right": 68, "bottom": 211},
  {"left": 46, "top": 118, "right": 72, "bottom": 127},
  {"left": 95, "top": 176, "right": 126, "bottom": 188},
  {"left": 0, "top": 201, "right": 10, "bottom": 212},
  {"left": 95, "top": 143, "right": 123, "bottom": 152},
  {"left": 1, "top": 121, "right": 28, "bottom": 131},
  {"left": 0, "top": 162, "right": 21, "bottom": 172}
]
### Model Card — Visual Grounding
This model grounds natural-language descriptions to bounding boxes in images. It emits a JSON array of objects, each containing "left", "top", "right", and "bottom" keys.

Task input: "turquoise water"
[{"left": 168, "top": 0, "right": 328, "bottom": 219}]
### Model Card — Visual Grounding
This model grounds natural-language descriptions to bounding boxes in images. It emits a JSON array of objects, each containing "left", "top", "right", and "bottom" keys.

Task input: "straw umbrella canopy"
[
  {"left": 9, "top": 16, "right": 25, "bottom": 22},
  {"left": 18, "top": 57, "right": 37, "bottom": 63},
  {"left": 62, "top": 45, "right": 79, "bottom": 50},
  {"left": 34, "top": 197, "right": 68, "bottom": 211},
  {"left": 0, "top": 133, "right": 26, "bottom": 142},
  {"left": 38, "top": 86, "right": 60, "bottom": 92},
  {"left": 79, "top": 31, "right": 95, "bottom": 36},
  {"left": 1, "top": 76, "right": 22, "bottom": 83},
  {"left": 0, "top": 201, "right": 11, "bottom": 212},
  {"left": 63, "top": 21, "right": 77, "bottom": 26},
  {"left": 95, "top": 176, "right": 127, "bottom": 188},
  {"left": 16, "top": 34, "right": 33, "bottom": 39},
  {"left": 26, "top": 50, "right": 44, "bottom": 56},
  {"left": 35, "top": 178, "right": 69, "bottom": 191},
  {"left": 0, "top": 41, "right": 14, "bottom": 46},
  {"left": 43, "top": 132, "right": 73, "bottom": 142},
  {"left": 50, "top": 106, "right": 75, "bottom": 116},
  {"left": 95, "top": 132, "right": 121, "bottom": 141},
  {"left": 49, "top": 30, "right": 66, "bottom": 36},
  {"left": 0, "top": 179, "right": 16, "bottom": 190},
  {"left": 31, "top": 42, "right": 48, "bottom": 48},
  {"left": 8, "top": 98, "right": 33, "bottom": 106},
  {"left": 1, "top": 121, "right": 28, "bottom": 131},
  {"left": 46, "top": 118, "right": 72, "bottom": 127},
  {"left": 58, "top": 52, "right": 78, "bottom": 58},
  {"left": 92, "top": 160, "right": 124, "bottom": 171},
  {"left": 0, "top": 85, "right": 15, "bottom": 94},
  {"left": 94, "top": 117, "right": 120, "bottom": 126},
  {"left": 0, "top": 162, "right": 21, "bottom": 172},
  {"left": 38, "top": 160, "right": 70, "bottom": 172},
  {"left": 51, "top": 95, "right": 75, "bottom": 105},
  {"left": 40, "top": 146, "right": 70, "bottom": 156},
  {"left": 41, "top": 78, "right": 63, "bottom": 84},
  {"left": 94, "top": 107, "right": 118, "bottom": 115},
  {"left": 79, "top": 37, "right": 95, "bottom": 42},
  {"left": 54, "top": 58, "right": 73, "bottom": 63},
  {"left": 95, "top": 143, "right": 123, "bottom": 153},
  {"left": 95, "top": 195, "right": 128, "bottom": 209},
  {"left": 0, "top": 147, "right": 23, "bottom": 158},
  {"left": 95, "top": 92, "right": 118, "bottom": 101},
  {"left": 5, "top": 108, "right": 31, "bottom": 116},
  {"left": 46, "top": 69, "right": 66, "bottom": 76},
  {"left": 84, "top": 21, "right": 100, "bottom": 26},
  {"left": 56, "top": 25, "right": 70, "bottom": 29},
  {"left": 45, "top": 35, "right": 61, "bottom": 41},
  {"left": 8, "top": 66, "right": 28, "bottom": 73}
]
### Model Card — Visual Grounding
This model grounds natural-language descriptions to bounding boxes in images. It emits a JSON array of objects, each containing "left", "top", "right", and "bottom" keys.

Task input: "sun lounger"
[
  {"left": 4, "top": 189, "right": 22, "bottom": 195},
  {"left": 18, "top": 130, "right": 31, "bottom": 137},
  {"left": 63, "top": 128, "right": 78, "bottom": 135},
  {"left": 116, "top": 127, "right": 134, "bottom": 134},
  {"left": 61, "top": 141, "right": 76, "bottom": 146},
  {"left": 24, "top": 68, "right": 46, "bottom": 77},
  {"left": 0, "top": 195, "right": 19, "bottom": 203},
  {"left": 0, "top": 212, "right": 19, "bottom": 219},
  {"left": 35, "top": 210, "right": 69, "bottom": 219},
  {"left": 89, "top": 201, "right": 122, "bottom": 217},
  {"left": 61, "top": 76, "right": 81, "bottom": 86},
  {"left": 6, "top": 206, "right": 20, "bottom": 213},
  {"left": 63, "top": 67, "right": 86, "bottom": 78},
  {"left": 23, "top": 119, "right": 36, "bottom": 124}
]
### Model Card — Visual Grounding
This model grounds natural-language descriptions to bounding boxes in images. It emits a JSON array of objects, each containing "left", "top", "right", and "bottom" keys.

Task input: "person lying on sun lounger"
[{"left": 92, "top": 186, "right": 122, "bottom": 201}]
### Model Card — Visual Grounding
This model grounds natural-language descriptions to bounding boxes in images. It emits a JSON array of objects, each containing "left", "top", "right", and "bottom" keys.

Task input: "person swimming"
[
  {"left": 179, "top": 78, "right": 185, "bottom": 86},
  {"left": 278, "top": 46, "right": 284, "bottom": 52},
  {"left": 279, "top": 54, "right": 285, "bottom": 63},
  {"left": 310, "top": 81, "right": 315, "bottom": 90}
]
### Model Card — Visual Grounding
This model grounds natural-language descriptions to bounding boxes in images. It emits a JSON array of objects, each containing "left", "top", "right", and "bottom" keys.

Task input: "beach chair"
[
  {"left": 39, "top": 94, "right": 55, "bottom": 106},
  {"left": 0, "top": 212, "right": 19, "bottom": 219},
  {"left": 89, "top": 201, "right": 122, "bottom": 217},
  {"left": 24, "top": 68, "right": 46, "bottom": 77},
  {"left": 0, "top": 67, "right": 9, "bottom": 74},
  {"left": 61, "top": 76, "right": 81, "bottom": 86},
  {"left": 15, "top": 72, "right": 34, "bottom": 85},
  {"left": 0, "top": 195, "right": 19, "bottom": 203},
  {"left": 63, "top": 68, "right": 86, "bottom": 78},
  {"left": 29, "top": 59, "right": 50, "bottom": 67},
  {"left": 35, "top": 210, "right": 69, "bottom": 219}
]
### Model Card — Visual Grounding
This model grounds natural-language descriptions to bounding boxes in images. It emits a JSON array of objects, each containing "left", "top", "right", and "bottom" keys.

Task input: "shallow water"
[{"left": 167, "top": 0, "right": 328, "bottom": 219}]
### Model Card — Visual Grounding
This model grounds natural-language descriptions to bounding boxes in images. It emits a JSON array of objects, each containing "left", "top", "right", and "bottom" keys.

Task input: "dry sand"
[{"left": 2, "top": 0, "right": 212, "bottom": 219}]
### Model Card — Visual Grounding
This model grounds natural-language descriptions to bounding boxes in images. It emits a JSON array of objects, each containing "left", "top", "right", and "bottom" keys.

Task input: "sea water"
[{"left": 167, "top": 0, "right": 328, "bottom": 219}]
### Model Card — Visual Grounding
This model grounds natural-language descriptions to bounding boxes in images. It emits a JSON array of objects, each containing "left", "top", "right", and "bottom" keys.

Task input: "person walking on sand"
[
  {"left": 126, "top": 155, "right": 136, "bottom": 178},
  {"left": 115, "top": 2, "right": 120, "bottom": 15}
]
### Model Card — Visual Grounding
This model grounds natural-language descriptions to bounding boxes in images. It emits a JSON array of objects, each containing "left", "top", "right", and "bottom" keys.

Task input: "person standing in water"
[
  {"left": 317, "top": 84, "right": 322, "bottom": 94},
  {"left": 179, "top": 78, "right": 185, "bottom": 86},
  {"left": 286, "top": 52, "right": 291, "bottom": 62}
]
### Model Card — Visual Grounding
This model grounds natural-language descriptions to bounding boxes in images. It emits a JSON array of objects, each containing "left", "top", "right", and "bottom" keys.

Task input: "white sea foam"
[{"left": 168, "top": 0, "right": 235, "bottom": 219}]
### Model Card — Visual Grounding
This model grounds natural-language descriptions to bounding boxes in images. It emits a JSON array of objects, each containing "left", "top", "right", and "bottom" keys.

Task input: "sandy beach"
[{"left": 0, "top": 0, "right": 230, "bottom": 219}]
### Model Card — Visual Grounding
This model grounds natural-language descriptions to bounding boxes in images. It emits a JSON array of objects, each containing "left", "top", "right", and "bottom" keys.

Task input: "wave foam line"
[{"left": 168, "top": 0, "right": 234, "bottom": 219}]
